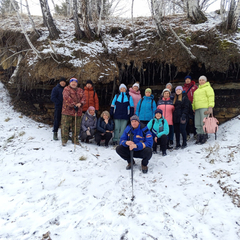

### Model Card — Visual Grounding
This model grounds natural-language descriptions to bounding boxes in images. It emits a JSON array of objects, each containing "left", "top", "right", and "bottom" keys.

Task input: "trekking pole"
[
  {"left": 74, "top": 106, "right": 78, "bottom": 152},
  {"left": 130, "top": 132, "right": 135, "bottom": 201}
]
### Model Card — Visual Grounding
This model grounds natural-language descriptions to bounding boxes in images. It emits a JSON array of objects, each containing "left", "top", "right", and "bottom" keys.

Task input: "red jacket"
[
  {"left": 82, "top": 86, "right": 99, "bottom": 112},
  {"left": 62, "top": 86, "right": 86, "bottom": 117},
  {"left": 157, "top": 97, "right": 175, "bottom": 125},
  {"left": 183, "top": 81, "right": 198, "bottom": 103}
]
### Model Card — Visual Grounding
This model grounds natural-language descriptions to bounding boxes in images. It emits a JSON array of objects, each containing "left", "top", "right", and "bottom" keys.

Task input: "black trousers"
[
  {"left": 53, "top": 106, "right": 62, "bottom": 132},
  {"left": 116, "top": 145, "right": 152, "bottom": 166},
  {"left": 174, "top": 122, "right": 187, "bottom": 146},
  {"left": 95, "top": 131, "right": 112, "bottom": 146},
  {"left": 153, "top": 134, "right": 167, "bottom": 152},
  {"left": 81, "top": 129, "right": 95, "bottom": 141}
]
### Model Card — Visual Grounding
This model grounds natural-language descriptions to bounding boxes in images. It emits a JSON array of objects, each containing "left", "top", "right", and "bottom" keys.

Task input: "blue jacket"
[
  {"left": 147, "top": 117, "right": 169, "bottom": 139},
  {"left": 136, "top": 95, "right": 157, "bottom": 121},
  {"left": 120, "top": 123, "right": 153, "bottom": 151},
  {"left": 110, "top": 92, "right": 134, "bottom": 120},
  {"left": 97, "top": 117, "right": 114, "bottom": 133},
  {"left": 51, "top": 83, "right": 65, "bottom": 108}
]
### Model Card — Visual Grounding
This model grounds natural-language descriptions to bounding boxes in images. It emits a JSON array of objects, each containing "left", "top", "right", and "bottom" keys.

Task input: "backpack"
[
  {"left": 150, "top": 118, "right": 164, "bottom": 134},
  {"left": 203, "top": 114, "right": 219, "bottom": 140},
  {"left": 138, "top": 98, "right": 154, "bottom": 113}
]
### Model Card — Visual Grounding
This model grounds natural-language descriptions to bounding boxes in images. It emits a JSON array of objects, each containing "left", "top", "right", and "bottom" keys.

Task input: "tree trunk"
[
  {"left": 96, "top": 0, "right": 104, "bottom": 36},
  {"left": 81, "top": 0, "right": 93, "bottom": 39},
  {"left": 231, "top": 0, "right": 240, "bottom": 31},
  {"left": 131, "top": 0, "right": 136, "bottom": 43},
  {"left": 73, "top": 0, "right": 85, "bottom": 39},
  {"left": 39, "top": 0, "right": 60, "bottom": 39},
  {"left": 187, "top": 0, "right": 207, "bottom": 23}
]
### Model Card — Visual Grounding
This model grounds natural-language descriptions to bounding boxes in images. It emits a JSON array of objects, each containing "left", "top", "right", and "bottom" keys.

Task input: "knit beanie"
[
  {"left": 184, "top": 75, "right": 192, "bottom": 81},
  {"left": 86, "top": 80, "right": 93, "bottom": 85},
  {"left": 132, "top": 83, "right": 140, "bottom": 89},
  {"left": 59, "top": 77, "right": 66, "bottom": 83},
  {"left": 155, "top": 109, "right": 163, "bottom": 115},
  {"left": 130, "top": 115, "right": 140, "bottom": 123},
  {"left": 199, "top": 75, "right": 207, "bottom": 82},
  {"left": 145, "top": 88, "right": 152, "bottom": 94},
  {"left": 175, "top": 86, "right": 183, "bottom": 92},
  {"left": 166, "top": 83, "right": 172, "bottom": 88},
  {"left": 119, "top": 83, "right": 127, "bottom": 91},
  {"left": 88, "top": 106, "right": 95, "bottom": 111},
  {"left": 162, "top": 88, "right": 171, "bottom": 95},
  {"left": 70, "top": 78, "right": 78, "bottom": 83}
]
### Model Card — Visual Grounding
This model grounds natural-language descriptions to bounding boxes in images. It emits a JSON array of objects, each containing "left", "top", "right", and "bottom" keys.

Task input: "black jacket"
[
  {"left": 51, "top": 83, "right": 65, "bottom": 108},
  {"left": 97, "top": 117, "right": 114, "bottom": 133},
  {"left": 173, "top": 93, "right": 190, "bottom": 124}
]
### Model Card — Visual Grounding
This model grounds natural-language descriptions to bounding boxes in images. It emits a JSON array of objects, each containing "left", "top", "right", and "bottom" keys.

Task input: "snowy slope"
[{"left": 0, "top": 81, "right": 240, "bottom": 240}]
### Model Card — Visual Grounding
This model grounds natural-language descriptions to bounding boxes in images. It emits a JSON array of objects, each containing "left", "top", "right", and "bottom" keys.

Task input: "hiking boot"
[
  {"left": 187, "top": 135, "right": 190, "bottom": 141},
  {"left": 162, "top": 151, "right": 167, "bottom": 156},
  {"left": 141, "top": 165, "right": 148, "bottom": 174},
  {"left": 175, "top": 143, "right": 181, "bottom": 150},
  {"left": 201, "top": 134, "right": 208, "bottom": 144},
  {"left": 62, "top": 142, "right": 67, "bottom": 146},
  {"left": 195, "top": 134, "right": 202, "bottom": 144},
  {"left": 167, "top": 141, "right": 173, "bottom": 149},
  {"left": 86, "top": 139, "right": 89, "bottom": 143},
  {"left": 53, "top": 132, "right": 58, "bottom": 140},
  {"left": 181, "top": 144, "right": 187, "bottom": 149},
  {"left": 169, "top": 140, "right": 173, "bottom": 145},
  {"left": 152, "top": 151, "right": 157, "bottom": 154},
  {"left": 112, "top": 141, "right": 118, "bottom": 146},
  {"left": 126, "top": 160, "right": 136, "bottom": 170}
]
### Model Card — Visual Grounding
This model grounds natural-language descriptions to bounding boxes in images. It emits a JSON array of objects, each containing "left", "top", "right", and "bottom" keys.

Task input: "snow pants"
[
  {"left": 95, "top": 131, "right": 112, "bottom": 146},
  {"left": 113, "top": 119, "right": 128, "bottom": 143}
]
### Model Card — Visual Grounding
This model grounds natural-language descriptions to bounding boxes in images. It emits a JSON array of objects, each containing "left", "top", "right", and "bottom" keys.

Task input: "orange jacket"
[{"left": 82, "top": 86, "right": 99, "bottom": 111}]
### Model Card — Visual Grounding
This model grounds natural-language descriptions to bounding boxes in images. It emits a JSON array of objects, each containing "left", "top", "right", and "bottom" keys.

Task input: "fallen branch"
[
  {"left": 0, "top": 49, "right": 30, "bottom": 66},
  {"left": 169, "top": 24, "right": 196, "bottom": 60}
]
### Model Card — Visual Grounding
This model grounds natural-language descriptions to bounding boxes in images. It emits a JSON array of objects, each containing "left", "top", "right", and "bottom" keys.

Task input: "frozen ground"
[{"left": 0, "top": 81, "right": 240, "bottom": 240}]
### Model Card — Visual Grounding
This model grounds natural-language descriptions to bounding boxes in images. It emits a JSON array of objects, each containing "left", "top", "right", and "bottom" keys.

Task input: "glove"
[
  {"left": 204, "top": 107, "right": 213, "bottom": 115},
  {"left": 74, "top": 106, "right": 78, "bottom": 112},
  {"left": 86, "top": 130, "right": 91, "bottom": 136}
]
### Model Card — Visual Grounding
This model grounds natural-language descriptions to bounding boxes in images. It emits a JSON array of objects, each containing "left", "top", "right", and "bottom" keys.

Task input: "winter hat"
[
  {"left": 155, "top": 109, "right": 163, "bottom": 115},
  {"left": 162, "top": 88, "right": 171, "bottom": 95},
  {"left": 88, "top": 106, "right": 95, "bottom": 111},
  {"left": 86, "top": 80, "right": 93, "bottom": 85},
  {"left": 130, "top": 115, "right": 140, "bottom": 123},
  {"left": 59, "top": 77, "right": 66, "bottom": 83},
  {"left": 145, "top": 88, "right": 152, "bottom": 94},
  {"left": 184, "top": 75, "right": 192, "bottom": 81},
  {"left": 101, "top": 110, "right": 110, "bottom": 118},
  {"left": 166, "top": 83, "right": 172, "bottom": 88},
  {"left": 175, "top": 86, "right": 183, "bottom": 92},
  {"left": 199, "top": 75, "right": 207, "bottom": 82},
  {"left": 119, "top": 83, "right": 127, "bottom": 91},
  {"left": 70, "top": 78, "right": 78, "bottom": 83},
  {"left": 132, "top": 82, "right": 140, "bottom": 89}
]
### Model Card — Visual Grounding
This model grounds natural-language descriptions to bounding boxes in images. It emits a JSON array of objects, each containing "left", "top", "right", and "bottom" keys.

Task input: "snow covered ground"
[{"left": 0, "top": 81, "right": 240, "bottom": 240}]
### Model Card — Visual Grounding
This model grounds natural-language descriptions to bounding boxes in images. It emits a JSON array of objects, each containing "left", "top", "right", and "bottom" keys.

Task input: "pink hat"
[{"left": 88, "top": 106, "right": 95, "bottom": 111}]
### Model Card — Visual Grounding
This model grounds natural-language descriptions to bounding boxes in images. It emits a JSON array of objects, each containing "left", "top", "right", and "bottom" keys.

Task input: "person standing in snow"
[
  {"left": 80, "top": 106, "right": 97, "bottom": 143},
  {"left": 61, "top": 78, "right": 86, "bottom": 146},
  {"left": 147, "top": 109, "right": 169, "bottom": 156},
  {"left": 136, "top": 88, "right": 157, "bottom": 125},
  {"left": 50, "top": 77, "right": 66, "bottom": 140},
  {"left": 182, "top": 75, "right": 198, "bottom": 140},
  {"left": 192, "top": 75, "right": 215, "bottom": 144},
  {"left": 173, "top": 86, "right": 190, "bottom": 149},
  {"left": 110, "top": 84, "right": 134, "bottom": 145},
  {"left": 82, "top": 80, "right": 99, "bottom": 116},
  {"left": 95, "top": 110, "right": 114, "bottom": 147},
  {"left": 129, "top": 82, "right": 141, "bottom": 114},
  {"left": 157, "top": 88, "right": 175, "bottom": 149},
  {"left": 116, "top": 115, "right": 153, "bottom": 174}
]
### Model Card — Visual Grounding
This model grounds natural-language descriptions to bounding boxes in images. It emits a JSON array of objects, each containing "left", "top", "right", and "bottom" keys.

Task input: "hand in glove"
[
  {"left": 74, "top": 105, "right": 78, "bottom": 112},
  {"left": 204, "top": 107, "right": 213, "bottom": 115}
]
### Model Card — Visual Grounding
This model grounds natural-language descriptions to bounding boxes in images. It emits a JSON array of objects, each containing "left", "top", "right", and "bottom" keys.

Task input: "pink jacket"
[
  {"left": 129, "top": 88, "right": 141, "bottom": 113},
  {"left": 62, "top": 86, "right": 86, "bottom": 117},
  {"left": 183, "top": 81, "right": 198, "bottom": 103},
  {"left": 157, "top": 98, "right": 175, "bottom": 125}
]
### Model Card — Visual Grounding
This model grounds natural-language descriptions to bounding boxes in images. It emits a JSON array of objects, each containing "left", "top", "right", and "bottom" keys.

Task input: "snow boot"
[
  {"left": 162, "top": 150, "right": 167, "bottom": 156},
  {"left": 53, "top": 132, "right": 58, "bottom": 140},
  {"left": 126, "top": 160, "right": 136, "bottom": 170},
  {"left": 167, "top": 140, "right": 173, "bottom": 149},
  {"left": 141, "top": 165, "right": 148, "bottom": 174},
  {"left": 201, "top": 134, "right": 208, "bottom": 144},
  {"left": 195, "top": 134, "right": 202, "bottom": 144},
  {"left": 175, "top": 143, "right": 181, "bottom": 150}
]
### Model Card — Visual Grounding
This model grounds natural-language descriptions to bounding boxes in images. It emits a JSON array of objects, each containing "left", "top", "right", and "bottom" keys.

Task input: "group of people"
[{"left": 51, "top": 75, "right": 215, "bottom": 173}]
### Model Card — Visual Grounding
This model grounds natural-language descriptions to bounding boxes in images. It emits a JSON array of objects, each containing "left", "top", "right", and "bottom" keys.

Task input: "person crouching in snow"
[
  {"left": 95, "top": 111, "right": 114, "bottom": 147},
  {"left": 147, "top": 109, "right": 169, "bottom": 156},
  {"left": 116, "top": 115, "right": 153, "bottom": 174},
  {"left": 80, "top": 106, "right": 97, "bottom": 143}
]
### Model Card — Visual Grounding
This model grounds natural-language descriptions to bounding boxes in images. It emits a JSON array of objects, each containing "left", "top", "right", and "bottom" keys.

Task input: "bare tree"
[
  {"left": 223, "top": 0, "right": 240, "bottom": 31},
  {"left": 131, "top": 0, "right": 136, "bottom": 42},
  {"left": 187, "top": 0, "right": 207, "bottom": 23},
  {"left": 73, "top": 0, "right": 85, "bottom": 39},
  {"left": 81, "top": 0, "right": 93, "bottom": 39},
  {"left": 39, "top": 0, "right": 60, "bottom": 39},
  {"left": 96, "top": 0, "right": 104, "bottom": 36}
]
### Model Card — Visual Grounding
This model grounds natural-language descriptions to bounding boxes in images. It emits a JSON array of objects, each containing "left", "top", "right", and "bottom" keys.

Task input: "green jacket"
[{"left": 192, "top": 82, "right": 215, "bottom": 110}]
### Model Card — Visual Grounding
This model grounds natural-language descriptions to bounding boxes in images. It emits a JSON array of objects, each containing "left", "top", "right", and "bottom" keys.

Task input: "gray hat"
[
  {"left": 130, "top": 115, "right": 140, "bottom": 123},
  {"left": 162, "top": 88, "right": 171, "bottom": 95},
  {"left": 199, "top": 75, "right": 207, "bottom": 82}
]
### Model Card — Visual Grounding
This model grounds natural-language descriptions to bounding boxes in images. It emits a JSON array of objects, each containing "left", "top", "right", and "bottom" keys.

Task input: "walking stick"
[
  {"left": 130, "top": 132, "right": 135, "bottom": 201},
  {"left": 74, "top": 106, "right": 79, "bottom": 152}
]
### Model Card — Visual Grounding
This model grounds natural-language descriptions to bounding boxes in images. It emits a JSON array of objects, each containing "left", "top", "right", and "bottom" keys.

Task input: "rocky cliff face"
[{"left": 1, "top": 13, "right": 240, "bottom": 125}]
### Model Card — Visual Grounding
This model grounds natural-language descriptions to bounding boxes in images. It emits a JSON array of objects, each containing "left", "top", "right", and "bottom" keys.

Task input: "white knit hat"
[
  {"left": 162, "top": 88, "right": 171, "bottom": 95},
  {"left": 119, "top": 83, "right": 127, "bottom": 91},
  {"left": 199, "top": 75, "right": 207, "bottom": 82},
  {"left": 132, "top": 83, "right": 140, "bottom": 89}
]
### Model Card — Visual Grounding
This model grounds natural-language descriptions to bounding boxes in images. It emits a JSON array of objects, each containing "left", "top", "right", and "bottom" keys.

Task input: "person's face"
[
  {"left": 176, "top": 89, "right": 182, "bottom": 95},
  {"left": 131, "top": 120, "right": 139, "bottom": 129},
  {"left": 103, "top": 114, "right": 109, "bottom": 120},
  {"left": 163, "top": 91, "right": 170, "bottom": 99},
  {"left": 145, "top": 91, "right": 151, "bottom": 97},
  {"left": 89, "top": 109, "right": 95, "bottom": 115},
  {"left": 166, "top": 85, "right": 172, "bottom": 91},
  {"left": 133, "top": 86, "right": 138, "bottom": 92},
  {"left": 86, "top": 83, "right": 92, "bottom": 88},
  {"left": 155, "top": 113, "right": 162, "bottom": 119},
  {"left": 120, "top": 87, "right": 126, "bottom": 92},
  {"left": 185, "top": 78, "right": 191, "bottom": 84},
  {"left": 59, "top": 81, "right": 66, "bottom": 87},
  {"left": 70, "top": 81, "right": 78, "bottom": 88},
  {"left": 199, "top": 79, "right": 206, "bottom": 85}
]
